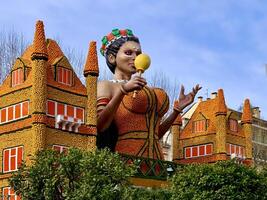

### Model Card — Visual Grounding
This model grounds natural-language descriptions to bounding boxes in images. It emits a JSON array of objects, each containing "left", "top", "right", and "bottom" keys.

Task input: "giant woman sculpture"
[{"left": 97, "top": 29, "right": 201, "bottom": 160}]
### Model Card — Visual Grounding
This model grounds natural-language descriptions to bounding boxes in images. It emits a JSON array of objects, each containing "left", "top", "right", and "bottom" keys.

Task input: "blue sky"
[{"left": 1, "top": 0, "right": 267, "bottom": 119}]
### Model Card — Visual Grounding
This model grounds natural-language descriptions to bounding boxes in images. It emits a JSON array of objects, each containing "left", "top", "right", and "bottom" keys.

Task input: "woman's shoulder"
[
  {"left": 98, "top": 80, "right": 112, "bottom": 86},
  {"left": 97, "top": 80, "right": 114, "bottom": 98}
]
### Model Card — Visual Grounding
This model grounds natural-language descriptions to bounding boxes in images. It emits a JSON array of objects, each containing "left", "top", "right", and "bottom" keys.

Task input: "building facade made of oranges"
[
  {"left": 0, "top": 20, "right": 256, "bottom": 199},
  {"left": 0, "top": 21, "right": 99, "bottom": 199},
  {"left": 171, "top": 89, "right": 253, "bottom": 165}
]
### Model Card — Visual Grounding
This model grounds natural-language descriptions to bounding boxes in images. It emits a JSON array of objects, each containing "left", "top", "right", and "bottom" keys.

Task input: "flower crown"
[{"left": 100, "top": 29, "right": 135, "bottom": 56}]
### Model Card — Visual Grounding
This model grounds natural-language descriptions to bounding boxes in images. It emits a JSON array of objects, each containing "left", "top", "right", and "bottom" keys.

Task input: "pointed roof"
[
  {"left": 216, "top": 89, "right": 227, "bottom": 116},
  {"left": 84, "top": 41, "right": 99, "bottom": 76},
  {"left": 241, "top": 99, "right": 252, "bottom": 124},
  {"left": 31, "top": 20, "right": 48, "bottom": 60},
  {"left": 0, "top": 21, "right": 86, "bottom": 97}
]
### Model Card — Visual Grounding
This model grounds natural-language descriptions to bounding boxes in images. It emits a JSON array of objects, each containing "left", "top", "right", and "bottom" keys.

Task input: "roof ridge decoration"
[
  {"left": 84, "top": 41, "right": 99, "bottom": 76},
  {"left": 31, "top": 20, "right": 48, "bottom": 61},
  {"left": 216, "top": 89, "right": 227, "bottom": 116},
  {"left": 241, "top": 99, "right": 252, "bottom": 124}
]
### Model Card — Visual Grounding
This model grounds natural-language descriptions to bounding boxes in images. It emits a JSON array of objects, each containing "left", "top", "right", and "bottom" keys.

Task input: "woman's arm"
[
  {"left": 158, "top": 84, "right": 201, "bottom": 139},
  {"left": 97, "top": 77, "right": 147, "bottom": 132},
  {"left": 97, "top": 81, "right": 125, "bottom": 132}
]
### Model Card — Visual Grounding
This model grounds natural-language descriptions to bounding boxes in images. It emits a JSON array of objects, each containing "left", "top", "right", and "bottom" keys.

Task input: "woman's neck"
[{"left": 113, "top": 72, "right": 131, "bottom": 81}]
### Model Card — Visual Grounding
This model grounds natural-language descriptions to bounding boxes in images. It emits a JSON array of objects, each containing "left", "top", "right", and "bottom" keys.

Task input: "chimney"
[
  {"left": 211, "top": 92, "right": 217, "bottom": 99},
  {"left": 198, "top": 96, "right": 203, "bottom": 102},
  {"left": 252, "top": 107, "right": 261, "bottom": 119}
]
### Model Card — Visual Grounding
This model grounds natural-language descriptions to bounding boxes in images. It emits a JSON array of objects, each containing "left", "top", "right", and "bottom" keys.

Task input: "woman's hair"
[{"left": 105, "top": 36, "right": 140, "bottom": 73}]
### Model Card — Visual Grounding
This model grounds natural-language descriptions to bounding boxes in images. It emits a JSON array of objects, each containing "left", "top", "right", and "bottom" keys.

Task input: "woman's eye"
[{"left": 125, "top": 50, "right": 132, "bottom": 55}]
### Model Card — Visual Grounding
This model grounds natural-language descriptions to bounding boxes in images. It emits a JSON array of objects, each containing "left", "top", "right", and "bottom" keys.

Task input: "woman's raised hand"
[
  {"left": 122, "top": 76, "right": 147, "bottom": 93},
  {"left": 174, "top": 84, "right": 202, "bottom": 112}
]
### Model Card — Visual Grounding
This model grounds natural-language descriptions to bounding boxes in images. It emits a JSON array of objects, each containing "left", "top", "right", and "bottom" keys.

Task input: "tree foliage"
[
  {"left": 0, "top": 29, "right": 28, "bottom": 83},
  {"left": 9, "top": 149, "right": 267, "bottom": 200},
  {"left": 10, "top": 148, "right": 135, "bottom": 200},
  {"left": 170, "top": 160, "right": 267, "bottom": 200}
]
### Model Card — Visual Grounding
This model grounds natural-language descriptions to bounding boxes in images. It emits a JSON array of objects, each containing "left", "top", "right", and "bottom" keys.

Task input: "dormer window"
[
  {"left": 229, "top": 119, "right": 238, "bottom": 132},
  {"left": 11, "top": 68, "right": 23, "bottom": 87},
  {"left": 193, "top": 120, "right": 206, "bottom": 133},
  {"left": 57, "top": 66, "right": 73, "bottom": 86}
]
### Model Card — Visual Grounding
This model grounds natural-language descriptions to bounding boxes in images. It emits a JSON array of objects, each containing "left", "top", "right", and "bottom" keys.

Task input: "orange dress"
[{"left": 113, "top": 86, "right": 169, "bottom": 160}]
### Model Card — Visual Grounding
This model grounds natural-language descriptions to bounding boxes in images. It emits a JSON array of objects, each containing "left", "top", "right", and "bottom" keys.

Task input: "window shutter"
[
  {"left": 3, "top": 187, "right": 9, "bottom": 200},
  {"left": 206, "top": 144, "right": 212, "bottom": 154},
  {"left": 47, "top": 101, "right": 56, "bottom": 116},
  {"left": 10, "top": 148, "right": 16, "bottom": 171},
  {"left": 1, "top": 108, "right": 7, "bottom": 123},
  {"left": 57, "top": 103, "right": 65, "bottom": 115},
  {"left": 199, "top": 145, "right": 205, "bottom": 156},
  {"left": 185, "top": 148, "right": 191, "bottom": 158},
  {"left": 4, "top": 150, "right": 10, "bottom": 172},
  {"left": 67, "top": 105, "right": 74, "bottom": 118},
  {"left": 76, "top": 108, "right": 84, "bottom": 122},
  {"left": 17, "top": 147, "right": 23, "bottom": 168},
  {"left": 58, "top": 67, "right": 63, "bottom": 82},
  {"left": 192, "top": 147, "right": 198, "bottom": 157},
  {"left": 22, "top": 101, "right": 29, "bottom": 117},
  {"left": 63, "top": 68, "right": 67, "bottom": 84},
  {"left": 8, "top": 106, "right": 14, "bottom": 121},
  {"left": 15, "top": 104, "right": 21, "bottom": 119}
]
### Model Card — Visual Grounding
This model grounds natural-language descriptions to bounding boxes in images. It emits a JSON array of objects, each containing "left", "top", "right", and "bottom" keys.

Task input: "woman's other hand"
[{"left": 174, "top": 84, "right": 202, "bottom": 112}]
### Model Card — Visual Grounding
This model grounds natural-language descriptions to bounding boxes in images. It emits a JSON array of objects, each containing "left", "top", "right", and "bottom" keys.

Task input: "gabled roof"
[
  {"left": 180, "top": 98, "right": 218, "bottom": 139},
  {"left": 0, "top": 21, "right": 86, "bottom": 97},
  {"left": 180, "top": 89, "right": 246, "bottom": 139}
]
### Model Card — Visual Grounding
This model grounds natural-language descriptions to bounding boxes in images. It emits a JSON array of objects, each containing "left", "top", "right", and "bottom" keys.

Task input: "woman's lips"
[{"left": 129, "top": 63, "right": 136, "bottom": 69}]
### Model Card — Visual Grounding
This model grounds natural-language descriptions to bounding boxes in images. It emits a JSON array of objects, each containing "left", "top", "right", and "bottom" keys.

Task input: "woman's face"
[{"left": 114, "top": 41, "right": 141, "bottom": 76}]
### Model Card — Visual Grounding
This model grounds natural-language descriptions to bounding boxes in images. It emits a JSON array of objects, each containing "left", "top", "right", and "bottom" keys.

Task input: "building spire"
[
  {"left": 84, "top": 41, "right": 99, "bottom": 77},
  {"left": 31, "top": 20, "right": 48, "bottom": 60},
  {"left": 241, "top": 99, "right": 252, "bottom": 124},
  {"left": 216, "top": 89, "right": 227, "bottom": 116}
]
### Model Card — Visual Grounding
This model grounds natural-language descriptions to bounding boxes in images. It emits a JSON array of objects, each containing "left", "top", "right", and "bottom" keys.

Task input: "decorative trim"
[{"left": 100, "top": 29, "right": 135, "bottom": 56}]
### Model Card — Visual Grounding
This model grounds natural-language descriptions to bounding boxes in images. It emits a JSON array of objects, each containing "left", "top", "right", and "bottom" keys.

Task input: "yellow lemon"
[{"left": 134, "top": 53, "right": 151, "bottom": 72}]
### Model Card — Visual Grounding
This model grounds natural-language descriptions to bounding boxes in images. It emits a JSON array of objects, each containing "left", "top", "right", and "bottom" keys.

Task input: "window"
[
  {"left": 53, "top": 145, "right": 69, "bottom": 154},
  {"left": 0, "top": 101, "right": 29, "bottom": 124},
  {"left": 2, "top": 187, "right": 21, "bottom": 200},
  {"left": 57, "top": 67, "right": 72, "bottom": 86},
  {"left": 229, "top": 119, "right": 238, "bottom": 132},
  {"left": 193, "top": 120, "right": 206, "bottom": 133},
  {"left": 46, "top": 100, "right": 84, "bottom": 123},
  {"left": 184, "top": 144, "right": 213, "bottom": 158},
  {"left": 226, "top": 143, "right": 244, "bottom": 157},
  {"left": 12, "top": 68, "right": 24, "bottom": 87},
  {"left": 3, "top": 146, "right": 23, "bottom": 173}
]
